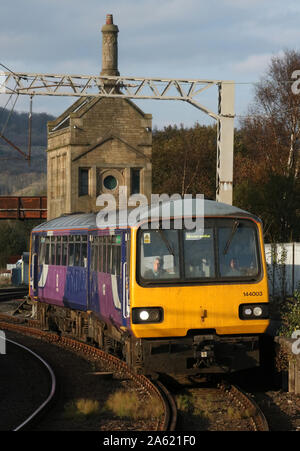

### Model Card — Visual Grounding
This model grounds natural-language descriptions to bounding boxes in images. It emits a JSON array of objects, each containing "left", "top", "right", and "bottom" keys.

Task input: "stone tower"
[
  {"left": 46, "top": 15, "right": 152, "bottom": 220},
  {"left": 101, "top": 14, "right": 120, "bottom": 77}
]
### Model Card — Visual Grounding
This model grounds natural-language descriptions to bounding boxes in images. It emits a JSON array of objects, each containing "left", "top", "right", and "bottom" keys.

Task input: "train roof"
[{"left": 32, "top": 199, "right": 259, "bottom": 232}]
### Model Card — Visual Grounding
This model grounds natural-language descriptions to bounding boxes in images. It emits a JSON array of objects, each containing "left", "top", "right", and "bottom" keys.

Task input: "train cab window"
[
  {"left": 138, "top": 219, "right": 261, "bottom": 285},
  {"left": 218, "top": 222, "right": 259, "bottom": 278},
  {"left": 140, "top": 230, "right": 180, "bottom": 280},
  {"left": 184, "top": 228, "right": 215, "bottom": 279}
]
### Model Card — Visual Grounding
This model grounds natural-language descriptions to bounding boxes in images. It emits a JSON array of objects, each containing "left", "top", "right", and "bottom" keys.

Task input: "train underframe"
[{"left": 31, "top": 300, "right": 262, "bottom": 376}]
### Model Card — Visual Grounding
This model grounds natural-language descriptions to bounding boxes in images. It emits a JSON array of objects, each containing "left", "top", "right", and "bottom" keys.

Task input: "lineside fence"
[{"left": 265, "top": 243, "right": 300, "bottom": 299}]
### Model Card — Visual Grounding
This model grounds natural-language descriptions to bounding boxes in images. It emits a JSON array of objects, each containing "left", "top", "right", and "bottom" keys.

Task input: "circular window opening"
[{"left": 103, "top": 175, "right": 118, "bottom": 190}]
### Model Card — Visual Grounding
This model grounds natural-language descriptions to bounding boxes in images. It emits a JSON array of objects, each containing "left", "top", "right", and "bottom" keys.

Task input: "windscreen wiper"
[
  {"left": 158, "top": 229, "right": 175, "bottom": 256},
  {"left": 223, "top": 220, "right": 239, "bottom": 255}
]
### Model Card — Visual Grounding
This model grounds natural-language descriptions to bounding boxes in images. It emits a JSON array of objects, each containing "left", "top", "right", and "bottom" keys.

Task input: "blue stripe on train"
[{"left": 63, "top": 266, "right": 87, "bottom": 310}]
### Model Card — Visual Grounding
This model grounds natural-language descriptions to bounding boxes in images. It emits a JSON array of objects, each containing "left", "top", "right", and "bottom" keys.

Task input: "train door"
[
  {"left": 87, "top": 231, "right": 129, "bottom": 326},
  {"left": 31, "top": 233, "right": 39, "bottom": 297},
  {"left": 64, "top": 234, "right": 88, "bottom": 310},
  {"left": 88, "top": 233, "right": 99, "bottom": 313},
  {"left": 122, "top": 231, "right": 130, "bottom": 320}
]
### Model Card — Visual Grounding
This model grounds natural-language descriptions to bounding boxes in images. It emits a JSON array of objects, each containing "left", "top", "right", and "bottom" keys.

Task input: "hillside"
[{"left": 0, "top": 108, "right": 54, "bottom": 195}]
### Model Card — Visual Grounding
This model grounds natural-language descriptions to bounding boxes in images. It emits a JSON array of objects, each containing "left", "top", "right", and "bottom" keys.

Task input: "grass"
[
  {"left": 0, "top": 274, "right": 11, "bottom": 288},
  {"left": 227, "top": 406, "right": 257, "bottom": 420},
  {"left": 176, "top": 392, "right": 215, "bottom": 418},
  {"left": 62, "top": 390, "right": 163, "bottom": 424},
  {"left": 63, "top": 398, "right": 101, "bottom": 420},
  {"left": 175, "top": 390, "right": 256, "bottom": 427},
  {"left": 104, "top": 390, "right": 163, "bottom": 420}
]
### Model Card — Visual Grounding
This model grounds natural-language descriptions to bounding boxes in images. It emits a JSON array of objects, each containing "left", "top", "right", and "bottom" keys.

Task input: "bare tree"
[
  {"left": 234, "top": 50, "right": 300, "bottom": 242},
  {"left": 251, "top": 50, "right": 300, "bottom": 178}
]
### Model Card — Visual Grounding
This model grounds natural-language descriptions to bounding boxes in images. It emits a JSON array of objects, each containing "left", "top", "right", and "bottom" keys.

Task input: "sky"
[{"left": 0, "top": 0, "right": 300, "bottom": 129}]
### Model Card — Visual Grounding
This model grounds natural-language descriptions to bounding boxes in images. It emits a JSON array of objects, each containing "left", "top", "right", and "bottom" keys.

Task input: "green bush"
[{"left": 279, "top": 288, "right": 300, "bottom": 337}]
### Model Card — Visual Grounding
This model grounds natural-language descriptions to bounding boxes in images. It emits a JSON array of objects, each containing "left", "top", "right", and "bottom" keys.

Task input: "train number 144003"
[{"left": 243, "top": 291, "right": 263, "bottom": 297}]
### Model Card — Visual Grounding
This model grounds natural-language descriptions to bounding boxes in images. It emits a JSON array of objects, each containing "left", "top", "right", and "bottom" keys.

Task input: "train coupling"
[{"left": 192, "top": 335, "right": 216, "bottom": 368}]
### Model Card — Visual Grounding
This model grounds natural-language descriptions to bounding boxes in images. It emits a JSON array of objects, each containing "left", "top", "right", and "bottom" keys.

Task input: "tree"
[
  {"left": 235, "top": 50, "right": 300, "bottom": 242},
  {"left": 0, "top": 220, "right": 38, "bottom": 267},
  {"left": 152, "top": 124, "right": 216, "bottom": 199}
]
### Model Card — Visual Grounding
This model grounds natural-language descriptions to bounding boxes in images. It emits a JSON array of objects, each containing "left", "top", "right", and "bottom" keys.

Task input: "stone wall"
[{"left": 47, "top": 97, "right": 152, "bottom": 220}]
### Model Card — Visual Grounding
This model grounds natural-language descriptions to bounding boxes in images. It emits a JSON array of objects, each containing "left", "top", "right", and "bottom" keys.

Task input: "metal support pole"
[
  {"left": 28, "top": 95, "right": 33, "bottom": 166},
  {"left": 216, "top": 81, "right": 235, "bottom": 205}
]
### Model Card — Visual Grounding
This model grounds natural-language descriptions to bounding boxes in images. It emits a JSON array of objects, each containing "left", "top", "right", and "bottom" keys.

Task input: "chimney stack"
[{"left": 101, "top": 14, "right": 120, "bottom": 77}]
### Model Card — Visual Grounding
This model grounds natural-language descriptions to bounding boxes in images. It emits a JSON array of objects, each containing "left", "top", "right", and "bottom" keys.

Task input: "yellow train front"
[{"left": 127, "top": 200, "right": 270, "bottom": 375}]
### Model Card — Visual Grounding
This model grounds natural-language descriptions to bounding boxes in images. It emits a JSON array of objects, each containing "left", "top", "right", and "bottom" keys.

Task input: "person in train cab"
[
  {"left": 225, "top": 257, "right": 240, "bottom": 276},
  {"left": 144, "top": 256, "right": 167, "bottom": 279}
]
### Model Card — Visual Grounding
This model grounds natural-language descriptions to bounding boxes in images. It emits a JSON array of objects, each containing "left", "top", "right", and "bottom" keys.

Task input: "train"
[{"left": 29, "top": 199, "right": 270, "bottom": 375}]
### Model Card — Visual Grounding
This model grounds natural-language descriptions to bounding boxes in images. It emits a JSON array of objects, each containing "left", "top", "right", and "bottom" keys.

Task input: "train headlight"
[
  {"left": 239, "top": 303, "right": 269, "bottom": 320},
  {"left": 244, "top": 308, "right": 253, "bottom": 316},
  {"left": 253, "top": 306, "right": 263, "bottom": 317},
  {"left": 139, "top": 310, "right": 150, "bottom": 321},
  {"left": 132, "top": 307, "right": 164, "bottom": 324}
]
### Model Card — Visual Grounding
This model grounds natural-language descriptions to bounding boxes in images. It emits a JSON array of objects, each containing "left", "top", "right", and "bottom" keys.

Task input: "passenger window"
[
  {"left": 62, "top": 236, "right": 68, "bottom": 266},
  {"left": 111, "top": 235, "right": 121, "bottom": 276},
  {"left": 69, "top": 236, "right": 75, "bottom": 267},
  {"left": 107, "top": 237, "right": 112, "bottom": 273},
  {"left": 91, "top": 239, "right": 96, "bottom": 271},
  {"left": 45, "top": 237, "right": 50, "bottom": 265},
  {"left": 74, "top": 242, "right": 81, "bottom": 267},
  {"left": 50, "top": 236, "right": 56, "bottom": 265},
  {"left": 39, "top": 237, "right": 46, "bottom": 265},
  {"left": 81, "top": 240, "right": 87, "bottom": 267},
  {"left": 103, "top": 236, "right": 107, "bottom": 273},
  {"left": 98, "top": 236, "right": 103, "bottom": 272},
  {"left": 56, "top": 236, "right": 62, "bottom": 266}
]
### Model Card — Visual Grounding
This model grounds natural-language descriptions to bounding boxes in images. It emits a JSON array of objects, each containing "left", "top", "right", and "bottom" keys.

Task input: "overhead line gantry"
[{"left": 0, "top": 70, "right": 234, "bottom": 205}]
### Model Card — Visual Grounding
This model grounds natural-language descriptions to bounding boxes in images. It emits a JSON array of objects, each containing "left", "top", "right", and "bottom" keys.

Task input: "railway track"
[
  {"left": 161, "top": 374, "right": 269, "bottom": 431},
  {"left": 0, "top": 287, "right": 28, "bottom": 302},
  {"left": 0, "top": 313, "right": 175, "bottom": 431},
  {"left": 218, "top": 382, "right": 269, "bottom": 431},
  {"left": 0, "top": 331, "right": 56, "bottom": 431},
  {"left": 0, "top": 310, "right": 268, "bottom": 431},
  {"left": 8, "top": 337, "right": 56, "bottom": 431}
]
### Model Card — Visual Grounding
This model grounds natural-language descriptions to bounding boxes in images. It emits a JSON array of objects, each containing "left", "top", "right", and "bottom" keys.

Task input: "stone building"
[{"left": 47, "top": 15, "right": 152, "bottom": 220}]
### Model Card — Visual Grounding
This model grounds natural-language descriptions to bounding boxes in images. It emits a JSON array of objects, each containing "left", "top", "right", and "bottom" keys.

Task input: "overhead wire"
[{"left": 1, "top": 93, "right": 19, "bottom": 135}]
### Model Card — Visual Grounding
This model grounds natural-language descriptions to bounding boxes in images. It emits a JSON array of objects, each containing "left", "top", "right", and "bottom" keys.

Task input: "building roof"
[{"left": 48, "top": 96, "right": 151, "bottom": 134}]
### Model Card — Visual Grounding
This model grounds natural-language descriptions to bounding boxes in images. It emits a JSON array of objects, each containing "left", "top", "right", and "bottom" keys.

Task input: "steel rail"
[
  {"left": 0, "top": 287, "right": 28, "bottom": 302},
  {"left": 0, "top": 335, "right": 56, "bottom": 431},
  {"left": 219, "top": 382, "right": 269, "bottom": 431},
  {"left": 154, "top": 380, "right": 177, "bottom": 431},
  {"left": 0, "top": 317, "right": 170, "bottom": 431}
]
